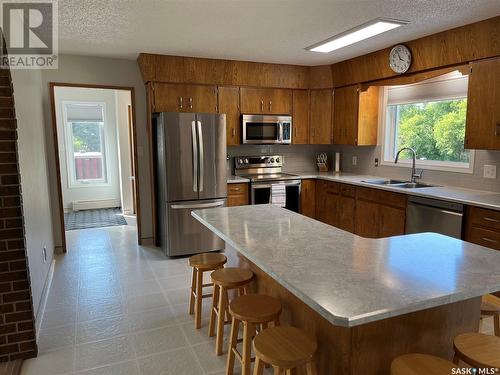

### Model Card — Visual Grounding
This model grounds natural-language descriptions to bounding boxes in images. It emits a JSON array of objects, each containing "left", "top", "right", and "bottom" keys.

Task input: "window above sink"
[{"left": 381, "top": 71, "right": 474, "bottom": 174}]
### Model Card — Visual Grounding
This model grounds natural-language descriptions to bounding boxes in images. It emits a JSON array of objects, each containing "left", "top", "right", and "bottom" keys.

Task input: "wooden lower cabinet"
[
  {"left": 465, "top": 206, "right": 500, "bottom": 250},
  {"left": 315, "top": 181, "right": 355, "bottom": 231},
  {"left": 299, "top": 179, "right": 316, "bottom": 218},
  {"left": 227, "top": 183, "right": 249, "bottom": 207},
  {"left": 355, "top": 187, "right": 406, "bottom": 238}
]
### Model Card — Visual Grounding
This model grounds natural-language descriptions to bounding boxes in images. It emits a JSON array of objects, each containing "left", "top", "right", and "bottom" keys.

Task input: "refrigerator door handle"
[
  {"left": 197, "top": 120, "right": 204, "bottom": 192},
  {"left": 171, "top": 201, "right": 225, "bottom": 209},
  {"left": 191, "top": 121, "right": 198, "bottom": 192}
]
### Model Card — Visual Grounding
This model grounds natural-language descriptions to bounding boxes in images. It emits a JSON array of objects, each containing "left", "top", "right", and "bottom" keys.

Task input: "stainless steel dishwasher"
[{"left": 406, "top": 196, "right": 464, "bottom": 239}]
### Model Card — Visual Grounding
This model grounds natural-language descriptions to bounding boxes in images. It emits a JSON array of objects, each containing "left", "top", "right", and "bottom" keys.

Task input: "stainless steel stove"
[{"left": 234, "top": 155, "right": 301, "bottom": 212}]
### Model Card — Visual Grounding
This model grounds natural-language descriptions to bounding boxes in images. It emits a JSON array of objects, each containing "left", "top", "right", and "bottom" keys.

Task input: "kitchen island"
[{"left": 192, "top": 205, "right": 500, "bottom": 375}]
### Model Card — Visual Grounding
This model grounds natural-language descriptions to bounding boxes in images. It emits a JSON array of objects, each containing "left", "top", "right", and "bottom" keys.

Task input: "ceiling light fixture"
[{"left": 306, "top": 18, "right": 409, "bottom": 53}]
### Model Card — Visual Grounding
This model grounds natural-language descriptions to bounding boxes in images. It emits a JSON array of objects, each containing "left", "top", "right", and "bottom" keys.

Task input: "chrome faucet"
[{"left": 394, "top": 147, "right": 422, "bottom": 183}]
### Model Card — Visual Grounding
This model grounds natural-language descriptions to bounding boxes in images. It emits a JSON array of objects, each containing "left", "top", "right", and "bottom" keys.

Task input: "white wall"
[
  {"left": 54, "top": 87, "right": 121, "bottom": 209},
  {"left": 11, "top": 69, "right": 55, "bottom": 324},
  {"left": 41, "top": 55, "right": 151, "bottom": 249},
  {"left": 115, "top": 90, "right": 134, "bottom": 214}
]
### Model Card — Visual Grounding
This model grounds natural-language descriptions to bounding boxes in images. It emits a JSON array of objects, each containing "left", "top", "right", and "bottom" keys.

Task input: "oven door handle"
[{"left": 252, "top": 184, "right": 273, "bottom": 189}]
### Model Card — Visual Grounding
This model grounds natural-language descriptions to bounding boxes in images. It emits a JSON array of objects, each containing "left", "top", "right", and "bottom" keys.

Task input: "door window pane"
[{"left": 71, "top": 122, "right": 106, "bottom": 182}]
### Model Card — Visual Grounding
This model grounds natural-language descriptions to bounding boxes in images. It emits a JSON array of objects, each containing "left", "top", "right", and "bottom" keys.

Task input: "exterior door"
[
  {"left": 196, "top": 113, "right": 227, "bottom": 200},
  {"left": 162, "top": 112, "right": 198, "bottom": 202}
]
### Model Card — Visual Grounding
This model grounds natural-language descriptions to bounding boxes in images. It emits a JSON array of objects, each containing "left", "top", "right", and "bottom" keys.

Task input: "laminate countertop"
[{"left": 192, "top": 205, "right": 500, "bottom": 327}]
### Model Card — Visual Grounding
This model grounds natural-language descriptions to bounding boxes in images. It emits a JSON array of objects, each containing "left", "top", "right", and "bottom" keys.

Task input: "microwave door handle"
[
  {"left": 197, "top": 120, "right": 204, "bottom": 192},
  {"left": 279, "top": 122, "right": 284, "bottom": 142},
  {"left": 191, "top": 121, "right": 198, "bottom": 192}
]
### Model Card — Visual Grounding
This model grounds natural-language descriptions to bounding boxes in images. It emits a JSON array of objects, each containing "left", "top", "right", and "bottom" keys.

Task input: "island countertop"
[{"left": 192, "top": 205, "right": 500, "bottom": 327}]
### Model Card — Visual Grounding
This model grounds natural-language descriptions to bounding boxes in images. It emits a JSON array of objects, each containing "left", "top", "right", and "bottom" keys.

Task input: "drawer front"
[
  {"left": 468, "top": 206, "right": 500, "bottom": 231},
  {"left": 340, "top": 184, "right": 355, "bottom": 198},
  {"left": 356, "top": 187, "right": 406, "bottom": 208},
  {"left": 228, "top": 194, "right": 248, "bottom": 207},
  {"left": 228, "top": 183, "right": 249, "bottom": 195},
  {"left": 467, "top": 226, "right": 500, "bottom": 250}
]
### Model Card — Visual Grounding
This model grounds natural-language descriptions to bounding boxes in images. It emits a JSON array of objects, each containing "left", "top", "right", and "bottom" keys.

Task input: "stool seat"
[
  {"left": 189, "top": 253, "right": 227, "bottom": 269},
  {"left": 481, "top": 294, "right": 500, "bottom": 315},
  {"left": 229, "top": 294, "right": 282, "bottom": 323},
  {"left": 253, "top": 326, "right": 317, "bottom": 369},
  {"left": 391, "top": 354, "right": 458, "bottom": 375},
  {"left": 211, "top": 267, "right": 253, "bottom": 288},
  {"left": 453, "top": 333, "right": 500, "bottom": 368}
]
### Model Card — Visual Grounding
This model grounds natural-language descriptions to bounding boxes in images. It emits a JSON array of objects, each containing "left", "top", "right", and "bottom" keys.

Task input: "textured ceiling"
[{"left": 59, "top": 0, "right": 500, "bottom": 65}]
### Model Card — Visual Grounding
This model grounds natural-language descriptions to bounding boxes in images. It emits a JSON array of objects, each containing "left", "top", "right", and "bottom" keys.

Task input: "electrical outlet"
[
  {"left": 374, "top": 158, "right": 379, "bottom": 167},
  {"left": 42, "top": 247, "right": 47, "bottom": 263},
  {"left": 484, "top": 164, "right": 497, "bottom": 179},
  {"left": 352, "top": 156, "right": 357, "bottom": 166}
]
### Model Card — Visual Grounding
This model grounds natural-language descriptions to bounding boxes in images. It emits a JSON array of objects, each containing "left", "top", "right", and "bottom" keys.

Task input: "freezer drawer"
[{"left": 165, "top": 199, "right": 226, "bottom": 256}]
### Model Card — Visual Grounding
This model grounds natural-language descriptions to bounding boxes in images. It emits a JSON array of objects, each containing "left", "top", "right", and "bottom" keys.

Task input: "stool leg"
[
  {"left": 238, "top": 287, "right": 245, "bottom": 296},
  {"left": 226, "top": 316, "right": 240, "bottom": 375},
  {"left": 215, "top": 286, "right": 227, "bottom": 355},
  {"left": 285, "top": 369, "right": 293, "bottom": 375},
  {"left": 273, "top": 367, "right": 282, "bottom": 375},
  {"left": 208, "top": 284, "right": 219, "bottom": 337},
  {"left": 306, "top": 361, "right": 318, "bottom": 375},
  {"left": 453, "top": 353, "right": 459, "bottom": 364},
  {"left": 494, "top": 315, "right": 500, "bottom": 337},
  {"left": 195, "top": 268, "right": 203, "bottom": 329},
  {"left": 274, "top": 317, "right": 280, "bottom": 327},
  {"left": 189, "top": 267, "right": 197, "bottom": 315},
  {"left": 242, "top": 322, "right": 255, "bottom": 375},
  {"left": 253, "top": 357, "right": 264, "bottom": 375}
]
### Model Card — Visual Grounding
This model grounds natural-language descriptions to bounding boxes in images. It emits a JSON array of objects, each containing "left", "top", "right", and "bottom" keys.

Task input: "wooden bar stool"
[
  {"left": 481, "top": 294, "right": 500, "bottom": 336},
  {"left": 188, "top": 253, "right": 227, "bottom": 329},
  {"left": 391, "top": 354, "right": 459, "bottom": 375},
  {"left": 209, "top": 267, "right": 253, "bottom": 355},
  {"left": 252, "top": 326, "right": 318, "bottom": 375},
  {"left": 226, "top": 294, "right": 282, "bottom": 375},
  {"left": 453, "top": 333, "right": 500, "bottom": 368}
]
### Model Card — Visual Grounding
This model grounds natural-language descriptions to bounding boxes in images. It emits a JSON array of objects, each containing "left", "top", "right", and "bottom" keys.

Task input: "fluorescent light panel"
[{"left": 307, "top": 18, "right": 409, "bottom": 53}]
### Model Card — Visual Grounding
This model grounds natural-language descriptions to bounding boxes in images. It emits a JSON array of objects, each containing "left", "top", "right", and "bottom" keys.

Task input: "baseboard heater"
[{"left": 72, "top": 199, "right": 121, "bottom": 211}]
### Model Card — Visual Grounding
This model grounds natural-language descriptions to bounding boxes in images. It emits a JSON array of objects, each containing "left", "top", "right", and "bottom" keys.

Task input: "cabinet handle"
[
  {"left": 231, "top": 187, "right": 240, "bottom": 191},
  {"left": 484, "top": 217, "right": 500, "bottom": 223},
  {"left": 269, "top": 100, "right": 272, "bottom": 112},
  {"left": 481, "top": 237, "right": 498, "bottom": 244},
  {"left": 189, "top": 97, "right": 193, "bottom": 109},
  {"left": 496, "top": 123, "right": 500, "bottom": 137},
  {"left": 231, "top": 128, "right": 236, "bottom": 137},
  {"left": 260, "top": 99, "right": 264, "bottom": 113},
  {"left": 179, "top": 97, "right": 183, "bottom": 109}
]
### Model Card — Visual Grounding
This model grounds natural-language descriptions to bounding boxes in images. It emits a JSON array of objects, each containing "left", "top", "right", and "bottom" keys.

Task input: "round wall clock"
[{"left": 389, "top": 44, "right": 412, "bottom": 74}]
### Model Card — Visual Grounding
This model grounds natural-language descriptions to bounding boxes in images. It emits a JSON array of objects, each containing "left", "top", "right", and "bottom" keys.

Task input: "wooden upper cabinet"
[
  {"left": 292, "top": 90, "right": 310, "bottom": 144},
  {"left": 154, "top": 83, "right": 217, "bottom": 113},
  {"left": 333, "top": 85, "right": 379, "bottom": 146},
  {"left": 309, "top": 89, "right": 333, "bottom": 144},
  {"left": 239, "top": 87, "right": 292, "bottom": 114},
  {"left": 465, "top": 58, "right": 500, "bottom": 150},
  {"left": 218, "top": 86, "right": 240, "bottom": 145}
]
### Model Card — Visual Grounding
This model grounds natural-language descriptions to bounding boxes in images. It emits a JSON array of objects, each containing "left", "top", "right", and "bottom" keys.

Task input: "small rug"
[{"left": 64, "top": 208, "right": 127, "bottom": 231}]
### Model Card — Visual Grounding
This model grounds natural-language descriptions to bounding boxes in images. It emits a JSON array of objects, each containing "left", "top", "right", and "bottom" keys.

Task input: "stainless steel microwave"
[{"left": 242, "top": 114, "right": 292, "bottom": 144}]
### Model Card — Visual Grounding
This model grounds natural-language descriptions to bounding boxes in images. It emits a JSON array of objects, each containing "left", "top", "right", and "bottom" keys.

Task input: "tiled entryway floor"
[{"left": 22, "top": 225, "right": 263, "bottom": 375}]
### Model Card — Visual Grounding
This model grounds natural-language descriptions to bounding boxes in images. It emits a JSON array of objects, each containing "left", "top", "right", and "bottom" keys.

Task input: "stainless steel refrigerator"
[{"left": 153, "top": 112, "right": 227, "bottom": 256}]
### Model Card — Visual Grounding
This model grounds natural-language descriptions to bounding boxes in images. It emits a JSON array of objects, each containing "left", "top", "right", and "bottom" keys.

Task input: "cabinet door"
[
  {"left": 240, "top": 87, "right": 266, "bottom": 113},
  {"left": 292, "top": 90, "right": 310, "bottom": 144},
  {"left": 309, "top": 89, "right": 332, "bottom": 144},
  {"left": 315, "top": 180, "right": 329, "bottom": 223},
  {"left": 300, "top": 179, "right": 316, "bottom": 218},
  {"left": 338, "top": 196, "right": 355, "bottom": 233},
  {"left": 267, "top": 89, "right": 292, "bottom": 114},
  {"left": 355, "top": 200, "right": 379, "bottom": 238},
  {"left": 227, "top": 183, "right": 249, "bottom": 207},
  {"left": 465, "top": 58, "right": 500, "bottom": 150},
  {"left": 154, "top": 83, "right": 217, "bottom": 113},
  {"left": 218, "top": 86, "right": 240, "bottom": 145},
  {"left": 333, "top": 85, "right": 359, "bottom": 145},
  {"left": 357, "top": 86, "right": 379, "bottom": 146},
  {"left": 379, "top": 205, "right": 406, "bottom": 237}
]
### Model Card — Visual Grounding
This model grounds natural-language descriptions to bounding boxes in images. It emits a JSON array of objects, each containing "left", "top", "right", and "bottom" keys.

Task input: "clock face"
[{"left": 389, "top": 44, "right": 412, "bottom": 74}]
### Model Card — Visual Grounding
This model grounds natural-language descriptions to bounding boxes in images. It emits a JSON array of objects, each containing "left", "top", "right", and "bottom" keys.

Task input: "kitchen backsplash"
[
  {"left": 228, "top": 144, "right": 500, "bottom": 193},
  {"left": 334, "top": 145, "right": 500, "bottom": 193}
]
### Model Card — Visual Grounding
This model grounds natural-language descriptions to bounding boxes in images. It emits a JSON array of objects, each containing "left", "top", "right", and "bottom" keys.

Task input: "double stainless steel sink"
[{"left": 361, "top": 179, "right": 437, "bottom": 189}]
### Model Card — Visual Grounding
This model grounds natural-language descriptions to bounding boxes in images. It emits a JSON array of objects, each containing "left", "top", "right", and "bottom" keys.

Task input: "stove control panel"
[{"left": 235, "top": 155, "right": 283, "bottom": 169}]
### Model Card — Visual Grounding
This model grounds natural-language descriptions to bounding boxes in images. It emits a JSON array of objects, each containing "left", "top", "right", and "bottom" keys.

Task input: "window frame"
[
  {"left": 380, "top": 84, "right": 475, "bottom": 174},
  {"left": 62, "top": 100, "right": 111, "bottom": 188}
]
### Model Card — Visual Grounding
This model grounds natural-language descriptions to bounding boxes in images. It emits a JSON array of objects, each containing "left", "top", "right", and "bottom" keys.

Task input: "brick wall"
[{"left": 0, "top": 44, "right": 37, "bottom": 362}]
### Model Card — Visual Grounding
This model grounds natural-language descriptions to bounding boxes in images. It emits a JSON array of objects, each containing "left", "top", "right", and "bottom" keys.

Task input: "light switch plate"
[
  {"left": 483, "top": 164, "right": 497, "bottom": 179},
  {"left": 352, "top": 156, "right": 357, "bottom": 166}
]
